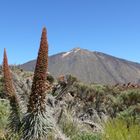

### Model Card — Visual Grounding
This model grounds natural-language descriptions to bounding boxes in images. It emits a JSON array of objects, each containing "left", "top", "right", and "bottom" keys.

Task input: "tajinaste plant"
[
  {"left": 22, "top": 27, "right": 52, "bottom": 140},
  {"left": 3, "top": 48, "right": 21, "bottom": 133}
]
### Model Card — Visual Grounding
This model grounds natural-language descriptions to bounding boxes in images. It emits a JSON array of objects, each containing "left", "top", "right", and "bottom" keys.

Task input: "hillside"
[{"left": 21, "top": 48, "right": 140, "bottom": 84}]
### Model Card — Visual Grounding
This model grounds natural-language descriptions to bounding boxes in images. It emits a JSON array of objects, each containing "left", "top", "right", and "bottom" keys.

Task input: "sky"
[{"left": 0, "top": 0, "right": 140, "bottom": 64}]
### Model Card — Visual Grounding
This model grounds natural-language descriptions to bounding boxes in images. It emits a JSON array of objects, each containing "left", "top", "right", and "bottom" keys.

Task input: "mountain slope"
[{"left": 21, "top": 48, "right": 140, "bottom": 84}]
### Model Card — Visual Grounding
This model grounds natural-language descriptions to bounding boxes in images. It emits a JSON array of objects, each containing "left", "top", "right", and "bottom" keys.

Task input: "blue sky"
[{"left": 0, "top": 0, "right": 140, "bottom": 64}]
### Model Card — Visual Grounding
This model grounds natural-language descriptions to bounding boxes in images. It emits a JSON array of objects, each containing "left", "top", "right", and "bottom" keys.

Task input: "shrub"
[
  {"left": 103, "top": 118, "right": 140, "bottom": 140},
  {"left": 58, "top": 109, "right": 100, "bottom": 140},
  {"left": 0, "top": 100, "right": 9, "bottom": 128},
  {"left": 47, "top": 74, "right": 55, "bottom": 84},
  {"left": 119, "top": 89, "right": 140, "bottom": 106},
  {"left": 59, "top": 110, "right": 79, "bottom": 137},
  {"left": 72, "top": 132, "right": 101, "bottom": 140}
]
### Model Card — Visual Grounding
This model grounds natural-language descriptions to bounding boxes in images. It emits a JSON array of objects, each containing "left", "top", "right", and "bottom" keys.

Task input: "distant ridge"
[{"left": 21, "top": 48, "right": 140, "bottom": 84}]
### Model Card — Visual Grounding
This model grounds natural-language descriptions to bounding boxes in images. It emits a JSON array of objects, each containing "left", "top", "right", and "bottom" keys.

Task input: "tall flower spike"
[
  {"left": 22, "top": 27, "right": 52, "bottom": 140},
  {"left": 3, "top": 48, "right": 15, "bottom": 97},
  {"left": 28, "top": 27, "right": 48, "bottom": 112},
  {"left": 3, "top": 48, "right": 21, "bottom": 133}
]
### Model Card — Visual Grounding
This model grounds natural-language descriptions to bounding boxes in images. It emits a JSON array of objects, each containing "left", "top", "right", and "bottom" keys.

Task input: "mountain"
[{"left": 21, "top": 48, "right": 140, "bottom": 84}]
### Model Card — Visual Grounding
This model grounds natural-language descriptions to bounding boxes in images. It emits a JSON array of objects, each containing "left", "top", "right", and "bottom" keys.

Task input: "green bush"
[
  {"left": 47, "top": 74, "right": 55, "bottom": 84},
  {"left": 117, "top": 105, "right": 140, "bottom": 125},
  {"left": 60, "top": 114, "right": 79, "bottom": 137},
  {"left": 58, "top": 109, "right": 101, "bottom": 140},
  {"left": 103, "top": 118, "right": 140, "bottom": 140},
  {"left": 72, "top": 132, "right": 101, "bottom": 140},
  {"left": 0, "top": 99, "right": 10, "bottom": 139},
  {"left": 0, "top": 100, "right": 10, "bottom": 128}
]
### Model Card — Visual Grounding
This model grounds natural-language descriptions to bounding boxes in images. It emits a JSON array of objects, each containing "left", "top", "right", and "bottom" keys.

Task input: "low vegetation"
[{"left": 103, "top": 118, "right": 140, "bottom": 140}]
